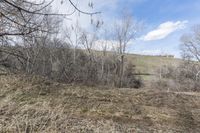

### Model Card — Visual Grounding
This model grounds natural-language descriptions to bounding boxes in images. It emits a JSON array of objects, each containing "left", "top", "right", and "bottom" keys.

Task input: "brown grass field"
[{"left": 0, "top": 74, "right": 200, "bottom": 132}]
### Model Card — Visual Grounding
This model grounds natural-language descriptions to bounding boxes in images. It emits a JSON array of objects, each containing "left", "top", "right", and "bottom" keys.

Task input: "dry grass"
[
  {"left": 127, "top": 54, "right": 182, "bottom": 81},
  {"left": 0, "top": 74, "right": 200, "bottom": 133}
]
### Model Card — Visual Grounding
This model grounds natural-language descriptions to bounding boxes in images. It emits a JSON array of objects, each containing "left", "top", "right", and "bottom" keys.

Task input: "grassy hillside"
[
  {"left": 94, "top": 50, "right": 181, "bottom": 75},
  {"left": 0, "top": 74, "right": 200, "bottom": 132},
  {"left": 127, "top": 54, "right": 182, "bottom": 80},
  {"left": 128, "top": 54, "right": 180, "bottom": 73}
]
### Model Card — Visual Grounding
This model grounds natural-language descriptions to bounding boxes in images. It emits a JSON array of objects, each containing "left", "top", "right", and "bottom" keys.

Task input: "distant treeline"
[{"left": 157, "top": 55, "right": 175, "bottom": 58}]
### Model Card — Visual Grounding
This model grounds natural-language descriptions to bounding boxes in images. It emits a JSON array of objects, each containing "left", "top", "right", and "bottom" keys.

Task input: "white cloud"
[{"left": 142, "top": 21, "right": 188, "bottom": 41}]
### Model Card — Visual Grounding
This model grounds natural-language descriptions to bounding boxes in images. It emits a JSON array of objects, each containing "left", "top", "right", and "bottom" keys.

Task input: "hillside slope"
[
  {"left": 0, "top": 74, "right": 200, "bottom": 132},
  {"left": 127, "top": 54, "right": 182, "bottom": 81},
  {"left": 128, "top": 54, "right": 181, "bottom": 73}
]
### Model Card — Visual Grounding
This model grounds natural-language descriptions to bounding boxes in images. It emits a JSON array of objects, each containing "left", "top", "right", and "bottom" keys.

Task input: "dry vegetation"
[
  {"left": 1, "top": 1, "right": 200, "bottom": 132},
  {"left": 0, "top": 74, "right": 200, "bottom": 132}
]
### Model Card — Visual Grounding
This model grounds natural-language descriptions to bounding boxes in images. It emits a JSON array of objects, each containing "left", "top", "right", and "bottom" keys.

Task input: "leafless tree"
[
  {"left": 0, "top": 1, "right": 143, "bottom": 88},
  {"left": 0, "top": 0, "right": 100, "bottom": 37},
  {"left": 181, "top": 25, "right": 200, "bottom": 62},
  {"left": 64, "top": 21, "right": 82, "bottom": 64},
  {"left": 114, "top": 13, "right": 138, "bottom": 87},
  {"left": 0, "top": 0, "right": 100, "bottom": 72}
]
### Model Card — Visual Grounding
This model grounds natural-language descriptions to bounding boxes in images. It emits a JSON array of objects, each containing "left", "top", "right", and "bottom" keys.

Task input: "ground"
[{"left": 0, "top": 74, "right": 200, "bottom": 133}]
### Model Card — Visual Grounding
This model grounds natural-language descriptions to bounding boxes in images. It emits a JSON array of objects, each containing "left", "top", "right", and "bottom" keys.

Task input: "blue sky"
[
  {"left": 54, "top": 0, "right": 200, "bottom": 57},
  {"left": 112, "top": 0, "right": 200, "bottom": 57}
]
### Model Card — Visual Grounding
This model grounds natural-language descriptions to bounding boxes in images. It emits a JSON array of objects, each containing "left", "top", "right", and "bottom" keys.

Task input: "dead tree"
[{"left": 114, "top": 13, "right": 138, "bottom": 87}]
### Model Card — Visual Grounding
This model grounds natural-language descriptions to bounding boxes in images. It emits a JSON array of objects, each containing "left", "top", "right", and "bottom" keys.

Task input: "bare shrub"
[
  {"left": 154, "top": 62, "right": 200, "bottom": 92},
  {"left": 0, "top": 40, "right": 142, "bottom": 88},
  {"left": 0, "top": 2, "right": 142, "bottom": 89},
  {"left": 122, "top": 63, "right": 143, "bottom": 88}
]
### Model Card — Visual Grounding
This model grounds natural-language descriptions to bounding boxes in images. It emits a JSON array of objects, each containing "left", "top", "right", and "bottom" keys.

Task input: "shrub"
[{"left": 0, "top": 43, "right": 142, "bottom": 89}]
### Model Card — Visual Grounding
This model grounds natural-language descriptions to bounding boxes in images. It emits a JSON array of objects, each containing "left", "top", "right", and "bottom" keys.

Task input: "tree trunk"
[{"left": 119, "top": 55, "right": 124, "bottom": 88}]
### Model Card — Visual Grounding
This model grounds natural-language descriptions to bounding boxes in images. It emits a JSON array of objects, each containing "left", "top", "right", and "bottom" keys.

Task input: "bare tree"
[
  {"left": 181, "top": 25, "right": 200, "bottom": 62},
  {"left": 0, "top": 1, "right": 143, "bottom": 88},
  {"left": 114, "top": 13, "right": 138, "bottom": 87},
  {"left": 64, "top": 21, "right": 82, "bottom": 64},
  {"left": 0, "top": 0, "right": 100, "bottom": 73},
  {"left": 0, "top": 0, "right": 100, "bottom": 38}
]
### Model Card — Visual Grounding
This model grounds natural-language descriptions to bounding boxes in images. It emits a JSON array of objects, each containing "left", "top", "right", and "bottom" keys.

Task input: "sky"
[{"left": 52, "top": 0, "right": 200, "bottom": 57}]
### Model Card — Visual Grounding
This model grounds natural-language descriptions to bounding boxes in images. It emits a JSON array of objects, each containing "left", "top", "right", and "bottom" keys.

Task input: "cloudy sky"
[{"left": 53, "top": 0, "right": 200, "bottom": 57}]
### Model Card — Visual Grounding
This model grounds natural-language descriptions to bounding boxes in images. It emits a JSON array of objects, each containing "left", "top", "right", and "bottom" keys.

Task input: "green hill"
[{"left": 127, "top": 54, "right": 182, "bottom": 80}]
